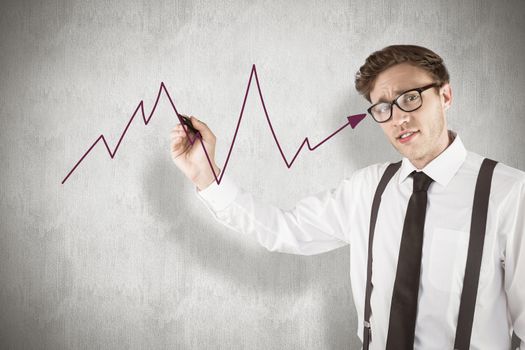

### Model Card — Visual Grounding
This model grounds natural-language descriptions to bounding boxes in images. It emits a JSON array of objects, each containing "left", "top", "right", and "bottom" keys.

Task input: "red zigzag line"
[{"left": 61, "top": 64, "right": 366, "bottom": 185}]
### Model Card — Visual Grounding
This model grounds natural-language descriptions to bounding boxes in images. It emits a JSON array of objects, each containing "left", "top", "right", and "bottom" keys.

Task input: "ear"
[{"left": 440, "top": 83, "right": 452, "bottom": 111}]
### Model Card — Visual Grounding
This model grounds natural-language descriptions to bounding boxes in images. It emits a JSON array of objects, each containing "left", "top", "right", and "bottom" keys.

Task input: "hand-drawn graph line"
[{"left": 61, "top": 64, "right": 367, "bottom": 185}]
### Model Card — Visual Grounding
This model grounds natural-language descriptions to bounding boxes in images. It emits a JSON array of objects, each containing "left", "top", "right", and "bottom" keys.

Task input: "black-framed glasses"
[{"left": 367, "top": 83, "right": 440, "bottom": 123}]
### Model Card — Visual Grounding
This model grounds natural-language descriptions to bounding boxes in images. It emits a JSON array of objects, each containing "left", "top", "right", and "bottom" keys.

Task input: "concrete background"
[{"left": 1, "top": 0, "right": 524, "bottom": 349}]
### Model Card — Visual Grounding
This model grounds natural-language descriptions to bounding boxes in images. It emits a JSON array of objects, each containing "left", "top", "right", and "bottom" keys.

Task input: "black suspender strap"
[
  {"left": 363, "top": 161, "right": 401, "bottom": 350},
  {"left": 454, "top": 158, "right": 498, "bottom": 350}
]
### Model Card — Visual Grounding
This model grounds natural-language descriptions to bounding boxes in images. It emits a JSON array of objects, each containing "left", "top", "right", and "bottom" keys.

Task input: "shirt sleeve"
[
  {"left": 503, "top": 178, "right": 525, "bottom": 347},
  {"left": 194, "top": 172, "right": 352, "bottom": 256}
]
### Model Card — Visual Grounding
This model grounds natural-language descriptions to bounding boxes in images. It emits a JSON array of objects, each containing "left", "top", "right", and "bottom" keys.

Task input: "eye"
[
  {"left": 373, "top": 103, "right": 391, "bottom": 114},
  {"left": 403, "top": 92, "right": 420, "bottom": 103}
]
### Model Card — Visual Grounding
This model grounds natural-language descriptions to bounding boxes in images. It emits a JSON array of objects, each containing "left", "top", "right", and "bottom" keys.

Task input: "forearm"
[{"left": 195, "top": 174, "right": 349, "bottom": 255}]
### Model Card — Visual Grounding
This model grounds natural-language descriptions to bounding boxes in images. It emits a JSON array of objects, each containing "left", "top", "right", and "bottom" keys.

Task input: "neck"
[{"left": 411, "top": 130, "right": 454, "bottom": 170}]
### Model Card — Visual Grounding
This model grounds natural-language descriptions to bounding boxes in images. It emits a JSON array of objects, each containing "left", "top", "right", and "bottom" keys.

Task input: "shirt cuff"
[{"left": 194, "top": 172, "right": 240, "bottom": 212}]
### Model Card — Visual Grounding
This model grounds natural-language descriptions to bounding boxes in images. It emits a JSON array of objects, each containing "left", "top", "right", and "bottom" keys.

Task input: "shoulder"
[
  {"left": 336, "top": 161, "right": 397, "bottom": 215},
  {"left": 493, "top": 161, "right": 525, "bottom": 186},
  {"left": 466, "top": 151, "right": 525, "bottom": 202},
  {"left": 345, "top": 161, "right": 397, "bottom": 190},
  {"left": 492, "top": 159, "right": 525, "bottom": 201}
]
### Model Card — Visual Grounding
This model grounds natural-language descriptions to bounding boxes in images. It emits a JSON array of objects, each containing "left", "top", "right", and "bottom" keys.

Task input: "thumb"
[{"left": 190, "top": 116, "right": 216, "bottom": 143}]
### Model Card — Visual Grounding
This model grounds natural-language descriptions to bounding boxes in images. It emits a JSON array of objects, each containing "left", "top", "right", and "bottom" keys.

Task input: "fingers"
[
  {"left": 170, "top": 115, "right": 215, "bottom": 160},
  {"left": 188, "top": 116, "right": 216, "bottom": 143},
  {"left": 173, "top": 123, "right": 189, "bottom": 133},
  {"left": 170, "top": 127, "right": 193, "bottom": 147},
  {"left": 171, "top": 138, "right": 190, "bottom": 159},
  {"left": 170, "top": 128, "right": 190, "bottom": 159}
]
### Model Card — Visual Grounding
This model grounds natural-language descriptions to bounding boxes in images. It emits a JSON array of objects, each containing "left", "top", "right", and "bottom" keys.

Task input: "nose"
[{"left": 391, "top": 104, "right": 410, "bottom": 126}]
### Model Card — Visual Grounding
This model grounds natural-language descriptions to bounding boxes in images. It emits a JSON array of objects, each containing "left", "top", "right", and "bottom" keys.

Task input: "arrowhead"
[{"left": 347, "top": 113, "right": 367, "bottom": 129}]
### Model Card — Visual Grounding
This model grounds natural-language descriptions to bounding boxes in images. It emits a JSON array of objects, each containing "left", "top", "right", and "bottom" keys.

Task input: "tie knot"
[{"left": 411, "top": 171, "right": 434, "bottom": 192}]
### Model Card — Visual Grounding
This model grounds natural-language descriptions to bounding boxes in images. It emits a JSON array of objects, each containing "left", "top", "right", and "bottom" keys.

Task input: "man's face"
[{"left": 369, "top": 63, "right": 452, "bottom": 169}]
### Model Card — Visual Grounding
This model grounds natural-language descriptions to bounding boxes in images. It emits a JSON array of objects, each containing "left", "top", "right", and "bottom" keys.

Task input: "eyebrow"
[
  {"left": 373, "top": 87, "right": 415, "bottom": 104},
  {"left": 373, "top": 95, "right": 397, "bottom": 104}
]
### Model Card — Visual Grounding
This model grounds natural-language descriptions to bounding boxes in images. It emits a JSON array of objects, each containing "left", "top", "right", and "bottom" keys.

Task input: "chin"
[
  {"left": 391, "top": 141, "right": 410, "bottom": 158},
  {"left": 395, "top": 146, "right": 420, "bottom": 161}
]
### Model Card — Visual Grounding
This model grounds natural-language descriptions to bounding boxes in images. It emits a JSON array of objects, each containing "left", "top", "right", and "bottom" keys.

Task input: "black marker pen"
[{"left": 179, "top": 114, "right": 199, "bottom": 134}]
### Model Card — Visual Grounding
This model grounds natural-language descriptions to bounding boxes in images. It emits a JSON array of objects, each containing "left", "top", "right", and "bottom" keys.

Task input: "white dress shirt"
[{"left": 195, "top": 130, "right": 525, "bottom": 350}]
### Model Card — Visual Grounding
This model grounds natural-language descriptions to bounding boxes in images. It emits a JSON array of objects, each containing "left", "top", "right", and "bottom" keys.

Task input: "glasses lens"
[
  {"left": 397, "top": 90, "right": 422, "bottom": 112},
  {"left": 370, "top": 102, "right": 391, "bottom": 122}
]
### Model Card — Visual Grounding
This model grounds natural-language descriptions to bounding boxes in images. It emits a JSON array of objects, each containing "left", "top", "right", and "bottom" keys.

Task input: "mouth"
[{"left": 397, "top": 130, "right": 419, "bottom": 144}]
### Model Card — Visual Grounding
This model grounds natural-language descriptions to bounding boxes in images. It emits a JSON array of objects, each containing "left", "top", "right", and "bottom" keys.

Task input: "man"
[{"left": 170, "top": 45, "right": 524, "bottom": 349}]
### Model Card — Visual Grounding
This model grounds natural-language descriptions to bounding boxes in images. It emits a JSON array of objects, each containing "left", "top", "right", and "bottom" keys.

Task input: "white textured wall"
[{"left": 1, "top": 0, "right": 524, "bottom": 349}]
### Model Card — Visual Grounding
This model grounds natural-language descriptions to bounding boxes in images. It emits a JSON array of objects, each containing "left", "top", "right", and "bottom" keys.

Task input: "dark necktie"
[{"left": 386, "top": 171, "right": 434, "bottom": 350}]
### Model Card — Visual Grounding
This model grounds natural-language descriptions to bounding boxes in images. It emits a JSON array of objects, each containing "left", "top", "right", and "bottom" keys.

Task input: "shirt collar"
[{"left": 398, "top": 130, "right": 467, "bottom": 188}]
